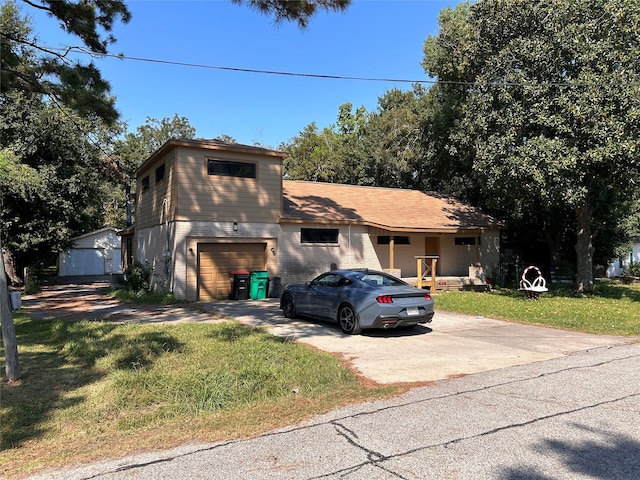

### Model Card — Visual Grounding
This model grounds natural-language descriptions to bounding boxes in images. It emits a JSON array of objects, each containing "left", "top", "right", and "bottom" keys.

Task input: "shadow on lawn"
[{"left": 0, "top": 315, "right": 183, "bottom": 450}]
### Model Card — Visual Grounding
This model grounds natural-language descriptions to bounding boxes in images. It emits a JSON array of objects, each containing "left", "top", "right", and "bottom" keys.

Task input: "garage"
[
  {"left": 61, "top": 249, "right": 106, "bottom": 276},
  {"left": 58, "top": 227, "right": 123, "bottom": 276},
  {"left": 198, "top": 243, "right": 266, "bottom": 300}
]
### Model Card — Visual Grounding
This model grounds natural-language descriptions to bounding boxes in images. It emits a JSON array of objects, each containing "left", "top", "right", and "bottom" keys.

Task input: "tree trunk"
[
  {"left": 2, "top": 248, "right": 21, "bottom": 286},
  {"left": 574, "top": 205, "right": 595, "bottom": 293},
  {"left": 1, "top": 238, "right": 21, "bottom": 381}
]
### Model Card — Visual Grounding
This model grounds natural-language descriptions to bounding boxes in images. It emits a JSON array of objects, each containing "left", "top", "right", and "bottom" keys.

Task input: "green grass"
[
  {"left": 434, "top": 280, "right": 640, "bottom": 336},
  {"left": 1, "top": 314, "right": 399, "bottom": 478},
  {"left": 109, "top": 288, "right": 184, "bottom": 305},
  {"left": 2, "top": 280, "right": 639, "bottom": 478}
]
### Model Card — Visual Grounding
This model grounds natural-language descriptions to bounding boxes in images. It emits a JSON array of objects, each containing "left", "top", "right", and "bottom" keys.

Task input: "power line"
[
  {"left": 61, "top": 46, "right": 437, "bottom": 84},
  {"left": 58, "top": 46, "right": 637, "bottom": 89}
]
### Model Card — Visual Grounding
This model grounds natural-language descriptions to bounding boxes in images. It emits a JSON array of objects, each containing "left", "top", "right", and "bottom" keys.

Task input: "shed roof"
[{"left": 282, "top": 180, "right": 503, "bottom": 233}]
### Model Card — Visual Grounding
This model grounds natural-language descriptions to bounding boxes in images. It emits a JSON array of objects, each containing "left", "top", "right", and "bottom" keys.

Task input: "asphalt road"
[
  {"left": 22, "top": 280, "right": 640, "bottom": 479},
  {"left": 27, "top": 343, "right": 640, "bottom": 480}
]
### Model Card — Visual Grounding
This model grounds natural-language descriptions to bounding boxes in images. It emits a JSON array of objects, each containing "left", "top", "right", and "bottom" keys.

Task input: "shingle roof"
[{"left": 282, "top": 180, "right": 503, "bottom": 232}]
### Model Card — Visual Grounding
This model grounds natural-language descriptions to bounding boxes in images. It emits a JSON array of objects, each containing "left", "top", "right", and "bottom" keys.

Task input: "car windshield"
[{"left": 354, "top": 272, "right": 407, "bottom": 287}]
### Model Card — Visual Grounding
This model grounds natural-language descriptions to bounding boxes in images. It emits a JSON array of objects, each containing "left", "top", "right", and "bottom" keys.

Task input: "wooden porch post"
[
  {"left": 416, "top": 256, "right": 438, "bottom": 291},
  {"left": 389, "top": 236, "right": 395, "bottom": 270}
]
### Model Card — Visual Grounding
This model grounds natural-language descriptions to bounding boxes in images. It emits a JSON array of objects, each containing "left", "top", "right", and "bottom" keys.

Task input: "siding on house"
[
  {"left": 277, "top": 223, "right": 381, "bottom": 285},
  {"left": 175, "top": 147, "right": 282, "bottom": 223},
  {"left": 128, "top": 140, "right": 504, "bottom": 300},
  {"left": 135, "top": 149, "right": 175, "bottom": 230}
]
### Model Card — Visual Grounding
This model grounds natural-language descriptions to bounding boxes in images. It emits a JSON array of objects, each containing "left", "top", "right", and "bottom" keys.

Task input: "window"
[
  {"left": 313, "top": 273, "right": 349, "bottom": 287},
  {"left": 207, "top": 159, "right": 256, "bottom": 178},
  {"left": 377, "top": 236, "right": 410, "bottom": 245},
  {"left": 141, "top": 176, "right": 150, "bottom": 193},
  {"left": 155, "top": 164, "right": 165, "bottom": 183},
  {"left": 455, "top": 237, "right": 477, "bottom": 246},
  {"left": 301, "top": 228, "right": 339, "bottom": 244}
]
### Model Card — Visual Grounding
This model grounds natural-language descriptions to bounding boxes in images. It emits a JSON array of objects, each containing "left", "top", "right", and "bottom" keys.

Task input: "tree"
[
  {"left": 1, "top": 236, "right": 20, "bottom": 382},
  {"left": 423, "top": 0, "right": 640, "bottom": 291},
  {"left": 1, "top": 0, "right": 130, "bottom": 124},
  {"left": 0, "top": 92, "right": 111, "bottom": 280},
  {"left": 362, "top": 87, "right": 432, "bottom": 190},
  {"left": 232, "top": 0, "right": 350, "bottom": 28},
  {"left": 284, "top": 104, "right": 373, "bottom": 184}
]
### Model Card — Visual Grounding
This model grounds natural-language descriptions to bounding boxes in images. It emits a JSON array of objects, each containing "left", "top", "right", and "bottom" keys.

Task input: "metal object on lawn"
[{"left": 519, "top": 265, "right": 548, "bottom": 300}]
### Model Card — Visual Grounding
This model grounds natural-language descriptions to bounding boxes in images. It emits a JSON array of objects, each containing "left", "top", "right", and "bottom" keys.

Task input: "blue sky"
[{"left": 30, "top": 0, "right": 460, "bottom": 148}]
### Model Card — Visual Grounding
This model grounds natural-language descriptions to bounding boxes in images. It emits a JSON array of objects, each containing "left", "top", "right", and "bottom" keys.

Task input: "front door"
[{"left": 424, "top": 237, "right": 440, "bottom": 275}]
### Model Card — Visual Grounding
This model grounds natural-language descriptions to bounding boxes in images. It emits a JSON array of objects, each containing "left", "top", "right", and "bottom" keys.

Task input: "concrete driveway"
[
  {"left": 197, "top": 298, "right": 635, "bottom": 384},
  {"left": 22, "top": 279, "right": 636, "bottom": 385}
]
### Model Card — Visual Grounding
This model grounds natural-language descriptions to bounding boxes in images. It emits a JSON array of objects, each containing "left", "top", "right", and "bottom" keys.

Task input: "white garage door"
[{"left": 61, "top": 249, "right": 105, "bottom": 276}]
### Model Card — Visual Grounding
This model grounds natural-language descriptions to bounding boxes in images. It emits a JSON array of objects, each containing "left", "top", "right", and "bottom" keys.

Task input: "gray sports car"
[{"left": 279, "top": 269, "right": 435, "bottom": 334}]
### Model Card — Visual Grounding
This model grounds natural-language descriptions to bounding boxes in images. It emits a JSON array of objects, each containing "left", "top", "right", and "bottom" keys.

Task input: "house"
[
  {"left": 607, "top": 236, "right": 640, "bottom": 277},
  {"left": 59, "top": 227, "right": 122, "bottom": 276},
  {"left": 120, "top": 139, "right": 504, "bottom": 301}
]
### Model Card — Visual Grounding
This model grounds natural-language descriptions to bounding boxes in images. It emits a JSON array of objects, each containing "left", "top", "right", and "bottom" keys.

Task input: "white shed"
[{"left": 58, "top": 227, "right": 123, "bottom": 276}]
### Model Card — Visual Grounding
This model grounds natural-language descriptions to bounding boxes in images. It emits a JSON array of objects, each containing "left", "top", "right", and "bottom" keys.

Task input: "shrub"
[{"left": 123, "top": 261, "right": 151, "bottom": 292}]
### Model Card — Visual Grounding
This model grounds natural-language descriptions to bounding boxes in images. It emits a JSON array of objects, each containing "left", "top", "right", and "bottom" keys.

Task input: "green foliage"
[
  {"left": 231, "top": 0, "right": 351, "bottom": 28},
  {"left": 122, "top": 261, "right": 152, "bottom": 292},
  {"left": 0, "top": 0, "right": 130, "bottom": 124},
  {"left": 626, "top": 263, "right": 640, "bottom": 278},
  {"left": 422, "top": 0, "right": 640, "bottom": 290},
  {"left": 0, "top": 92, "right": 112, "bottom": 270},
  {"left": 111, "top": 288, "right": 181, "bottom": 305}
]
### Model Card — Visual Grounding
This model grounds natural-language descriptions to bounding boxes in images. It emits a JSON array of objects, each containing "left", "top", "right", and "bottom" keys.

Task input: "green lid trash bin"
[{"left": 250, "top": 271, "right": 269, "bottom": 300}]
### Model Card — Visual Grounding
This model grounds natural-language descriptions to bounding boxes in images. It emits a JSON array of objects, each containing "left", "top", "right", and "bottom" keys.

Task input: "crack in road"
[{"left": 69, "top": 348, "right": 640, "bottom": 480}]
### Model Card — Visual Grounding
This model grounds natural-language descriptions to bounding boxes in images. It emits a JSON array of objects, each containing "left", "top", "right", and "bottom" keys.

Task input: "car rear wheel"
[
  {"left": 338, "top": 304, "right": 361, "bottom": 335},
  {"left": 282, "top": 294, "right": 296, "bottom": 318}
]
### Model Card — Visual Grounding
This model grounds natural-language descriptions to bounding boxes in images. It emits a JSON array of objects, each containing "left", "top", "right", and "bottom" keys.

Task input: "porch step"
[{"left": 406, "top": 277, "right": 490, "bottom": 292}]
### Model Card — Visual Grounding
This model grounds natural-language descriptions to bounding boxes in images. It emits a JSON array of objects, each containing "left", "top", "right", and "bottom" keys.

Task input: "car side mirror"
[{"left": 305, "top": 281, "right": 312, "bottom": 287}]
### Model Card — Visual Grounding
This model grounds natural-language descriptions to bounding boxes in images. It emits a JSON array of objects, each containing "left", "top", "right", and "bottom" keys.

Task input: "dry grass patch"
[{"left": 1, "top": 315, "right": 400, "bottom": 479}]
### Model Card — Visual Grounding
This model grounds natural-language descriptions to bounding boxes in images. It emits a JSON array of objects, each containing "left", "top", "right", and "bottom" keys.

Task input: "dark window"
[
  {"left": 207, "top": 159, "right": 256, "bottom": 178},
  {"left": 141, "top": 176, "right": 150, "bottom": 193},
  {"left": 377, "top": 236, "right": 410, "bottom": 245},
  {"left": 313, "top": 273, "right": 349, "bottom": 287},
  {"left": 301, "top": 228, "right": 339, "bottom": 244},
  {"left": 155, "top": 164, "right": 165, "bottom": 183},
  {"left": 455, "top": 237, "right": 476, "bottom": 246}
]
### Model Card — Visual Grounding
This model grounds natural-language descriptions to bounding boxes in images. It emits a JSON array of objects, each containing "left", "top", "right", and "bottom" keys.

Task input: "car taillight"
[
  {"left": 423, "top": 293, "right": 432, "bottom": 300},
  {"left": 376, "top": 295, "right": 393, "bottom": 304}
]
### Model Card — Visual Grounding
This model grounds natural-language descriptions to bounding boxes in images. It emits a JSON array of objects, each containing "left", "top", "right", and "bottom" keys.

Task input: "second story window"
[
  {"left": 155, "top": 164, "right": 165, "bottom": 183},
  {"left": 207, "top": 159, "right": 256, "bottom": 179},
  {"left": 141, "top": 176, "right": 150, "bottom": 193}
]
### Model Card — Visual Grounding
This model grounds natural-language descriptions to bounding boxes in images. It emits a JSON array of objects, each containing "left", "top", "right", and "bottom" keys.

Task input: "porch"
[
  {"left": 396, "top": 256, "right": 490, "bottom": 292},
  {"left": 403, "top": 276, "right": 490, "bottom": 292}
]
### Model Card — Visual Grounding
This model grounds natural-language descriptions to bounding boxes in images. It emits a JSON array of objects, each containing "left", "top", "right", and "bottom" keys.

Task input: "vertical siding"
[{"left": 135, "top": 150, "right": 175, "bottom": 230}]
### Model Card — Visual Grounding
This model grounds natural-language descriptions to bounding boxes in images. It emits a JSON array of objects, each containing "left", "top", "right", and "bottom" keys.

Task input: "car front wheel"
[
  {"left": 282, "top": 294, "right": 296, "bottom": 319},
  {"left": 338, "top": 304, "right": 361, "bottom": 335}
]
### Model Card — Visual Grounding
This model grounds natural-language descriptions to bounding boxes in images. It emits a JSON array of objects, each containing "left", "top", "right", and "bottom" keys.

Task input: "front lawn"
[
  {"left": 434, "top": 280, "right": 640, "bottom": 336},
  {"left": 0, "top": 314, "right": 400, "bottom": 478}
]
